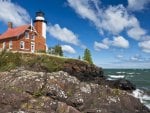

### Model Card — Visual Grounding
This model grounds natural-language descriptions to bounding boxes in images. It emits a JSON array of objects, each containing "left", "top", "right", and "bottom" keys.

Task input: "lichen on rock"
[{"left": 0, "top": 68, "right": 149, "bottom": 113}]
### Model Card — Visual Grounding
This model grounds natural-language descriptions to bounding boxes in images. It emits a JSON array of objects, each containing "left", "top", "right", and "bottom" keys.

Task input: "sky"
[{"left": 0, "top": 0, "right": 150, "bottom": 69}]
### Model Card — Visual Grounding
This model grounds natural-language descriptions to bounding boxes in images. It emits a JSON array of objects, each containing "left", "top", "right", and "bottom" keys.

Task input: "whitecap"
[
  {"left": 143, "top": 95, "right": 150, "bottom": 101},
  {"left": 146, "top": 104, "right": 150, "bottom": 109},
  {"left": 133, "top": 89, "right": 144, "bottom": 102},
  {"left": 107, "top": 78, "right": 115, "bottom": 81},
  {"left": 132, "top": 89, "right": 150, "bottom": 110},
  {"left": 109, "top": 75, "right": 125, "bottom": 79},
  {"left": 127, "top": 72, "right": 135, "bottom": 75},
  {"left": 116, "top": 72, "right": 126, "bottom": 74}
]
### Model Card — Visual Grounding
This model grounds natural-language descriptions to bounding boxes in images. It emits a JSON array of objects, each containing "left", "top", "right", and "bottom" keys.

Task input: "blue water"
[{"left": 104, "top": 69, "right": 150, "bottom": 109}]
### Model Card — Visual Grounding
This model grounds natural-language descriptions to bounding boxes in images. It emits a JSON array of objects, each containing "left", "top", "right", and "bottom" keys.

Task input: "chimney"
[{"left": 8, "top": 22, "right": 13, "bottom": 29}]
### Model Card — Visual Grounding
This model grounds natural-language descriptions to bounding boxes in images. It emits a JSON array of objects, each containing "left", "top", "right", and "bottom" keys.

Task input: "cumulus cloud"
[
  {"left": 61, "top": 45, "right": 76, "bottom": 54},
  {"left": 101, "top": 5, "right": 130, "bottom": 34},
  {"left": 68, "top": 0, "right": 101, "bottom": 28},
  {"left": 116, "top": 55, "right": 123, "bottom": 59},
  {"left": 130, "top": 56, "right": 140, "bottom": 61},
  {"left": 0, "top": 0, "right": 30, "bottom": 26},
  {"left": 67, "top": 0, "right": 147, "bottom": 40},
  {"left": 112, "top": 36, "right": 129, "bottom": 48},
  {"left": 128, "top": 0, "right": 150, "bottom": 11},
  {"left": 139, "top": 40, "right": 150, "bottom": 53},
  {"left": 127, "top": 27, "right": 146, "bottom": 40},
  {"left": 94, "top": 41, "right": 109, "bottom": 51},
  {"left": 47, "top": 24, "right": 79, "bottom": 45},
  {"left": 94, "top": 36, "right": 129, "bottom": 51}
]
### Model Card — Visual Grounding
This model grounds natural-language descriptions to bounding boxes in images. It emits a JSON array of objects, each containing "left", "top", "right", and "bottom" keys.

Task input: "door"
[{"left": 31, "top": 42, "right": 35, "bottom": 53}]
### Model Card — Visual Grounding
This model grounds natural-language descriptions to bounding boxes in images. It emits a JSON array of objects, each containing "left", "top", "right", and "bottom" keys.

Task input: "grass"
[
  {"left": 112, "top": 88, "right": 121, "bottom": 96},
  {"left": 0, "top": 51, "right": 22, "bottom": 71},
  {"left": 0, "top": 51, "right": 87, "bottom": 72}
]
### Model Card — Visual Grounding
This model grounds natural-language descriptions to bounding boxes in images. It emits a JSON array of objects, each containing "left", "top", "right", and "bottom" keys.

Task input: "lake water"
[{"left": 104, "top": 69, "right": 150, "bottom": 109}]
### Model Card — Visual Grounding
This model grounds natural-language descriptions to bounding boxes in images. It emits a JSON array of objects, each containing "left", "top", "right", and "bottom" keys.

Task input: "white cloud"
[
  {"left": 0, "top": 0, "right": 30, "bottom": 26},
  {"left": 102, "top": 38, "right": 111, "bottom": 45},
  {"left": 67, "top": 0, "right": 147, "bottom": 40},
  {"left": 112, "top": 36, "right": 129, "bottom": 48},
  {"left": 47, "top": 24, "right": 79, "bottom": 45},
  {"left": 128, "top": 0, "right": 150, "bottom": 11},
  {"left": 67, "top": 0, "right": 101, "bottom": 28},
  {"left": 127, "top": 27, "right": 146, "bottom": 40},
  {"left": 128, "top": 54, "right": 143, "bottom": 62},
  {"left": 130, "top": 56, "right": 140, "bottom": 61},
  {"left": 139, "top": 40, "right": 150, "bottom": 53},
  {"left": 94, "top": 36, "right": 129, "bottom": 51},
  {"left": 61, "top": 45, "right": 76, "bottom": 54},
  {"left": 94, "top": 41, "right": 109, "bottom": 51},
  {"left": 116, "top": 55, "right": 123, "bottom": 59},
  {"left": 101, "top": 5, "right": 130, "bottom": 34},
  {"left": 142, "top": 35, "right": 150, "bottom": 41}
]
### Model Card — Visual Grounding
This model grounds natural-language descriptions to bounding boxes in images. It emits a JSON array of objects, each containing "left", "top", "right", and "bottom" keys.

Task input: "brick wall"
[{"left": 0, "top": 31, "right": 46, "bottom": 52}]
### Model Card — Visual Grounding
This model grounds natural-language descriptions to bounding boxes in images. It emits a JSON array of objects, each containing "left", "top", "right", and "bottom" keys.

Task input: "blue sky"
[{"left": 0, "top": 0, "right": 150, "bottom": 68}]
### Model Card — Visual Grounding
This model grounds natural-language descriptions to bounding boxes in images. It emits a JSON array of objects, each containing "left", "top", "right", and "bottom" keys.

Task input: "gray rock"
[{"left": 0, "top": 69, "right": 149, "bottom": 113}]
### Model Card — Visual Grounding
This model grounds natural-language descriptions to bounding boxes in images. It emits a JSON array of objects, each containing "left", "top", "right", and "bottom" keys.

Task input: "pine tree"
[
  {"left": 78, "top": 55, "right": 81, "bottom": 60},
  {"left": 53, "top": 45, "right": 63, "bottom": 56},
  {"left": 48, "top": 47, "right": 55, "bottom": 54},
  {"left": 83, "top": 48, "right": 93, "bottom": 64}
]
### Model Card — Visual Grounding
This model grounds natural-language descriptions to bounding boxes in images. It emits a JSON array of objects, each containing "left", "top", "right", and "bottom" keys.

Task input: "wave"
[
  {"left": 127, "top": 72, "right": 135, "bottom": 75},
  {"left": 107, "top": 78, "right": 115, "bottom": 81},
  {"left": 109, "top": 75, "right": 125, "bottom": 79},
  {"left": 116, "top": 71, "right": 126, "bottom": 74},
  {"left": 132, "top": 89, "right": 150, "bottom": 109}
]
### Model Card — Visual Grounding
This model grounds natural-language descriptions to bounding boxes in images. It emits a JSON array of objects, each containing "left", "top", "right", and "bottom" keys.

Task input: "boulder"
[
  {"left": 112, "top": 79, "right": 136, "bottom": 91},
  {"left": 0, "top": 69, "right": 149, "bottom": 113},
  {"left": 63, "top": 60, "right": 104, "bottom": 82}
]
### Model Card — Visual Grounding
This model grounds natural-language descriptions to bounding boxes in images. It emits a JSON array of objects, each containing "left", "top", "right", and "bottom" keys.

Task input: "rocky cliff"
[
  {"left": 0, "top": 68, "right": 149, "bottom": 113},
  {"left": 0, "top": 52, "right": 149, "bottom": 113}
]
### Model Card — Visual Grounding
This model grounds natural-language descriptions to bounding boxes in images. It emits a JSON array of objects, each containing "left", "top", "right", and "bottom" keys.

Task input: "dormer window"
[
  {"left": 31, "top": 34, "right": 35, "bottom": 40},
  {"left": 25, "top": 31, "right": 29, "bottom": 39}
]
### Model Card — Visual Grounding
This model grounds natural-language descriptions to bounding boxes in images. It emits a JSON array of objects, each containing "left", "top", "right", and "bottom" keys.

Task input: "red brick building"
[{"left": 0, "top": 11, "right": 47, "bottom": 53}]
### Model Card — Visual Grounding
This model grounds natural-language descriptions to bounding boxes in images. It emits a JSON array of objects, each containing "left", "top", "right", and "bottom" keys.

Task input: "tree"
[
  {"left": 48, "top": 47, "right": 55, "bottom": 54},
  {"left": 53, "top": 45, "right": 63, "bottom": 56},
  {"left": 83, "top": 48, "right": 93, "bottom": 64},
  {"left": 78, "top": 55, "right": 81, "bottom": 60},
  {"left": 48, "top": 45, "right": 63, "bottom": 56}
]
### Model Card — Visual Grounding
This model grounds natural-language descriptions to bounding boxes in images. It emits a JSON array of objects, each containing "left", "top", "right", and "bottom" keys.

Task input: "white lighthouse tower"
[{"left": 34, "top": 11, "right": 47, "bottom": 39}]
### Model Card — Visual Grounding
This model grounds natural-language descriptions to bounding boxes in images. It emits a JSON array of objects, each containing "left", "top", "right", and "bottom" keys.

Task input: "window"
[
  {"left": 2, "top": 42, "right": 6, "bottom": 49},
  {"left": 25, "top": 32, "right": 29, "bottom": 39},
  {"left": 31, "top": 34, "right": 35, "bottom": 40},
  {"left": 20, "top": 41, "right": 24, "bottom": 49},
  {"left": 9, "top": 40, "right": 12, "bottom": 49}
]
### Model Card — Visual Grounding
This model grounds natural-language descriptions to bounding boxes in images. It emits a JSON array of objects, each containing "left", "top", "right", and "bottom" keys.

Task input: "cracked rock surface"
[{"left": 0, "top": 68, "right": 149, "bottom": 113}]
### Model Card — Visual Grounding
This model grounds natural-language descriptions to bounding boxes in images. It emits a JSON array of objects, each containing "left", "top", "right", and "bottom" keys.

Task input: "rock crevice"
[{"left": 0, "top": 69, "right": 149, "bottom": 113}]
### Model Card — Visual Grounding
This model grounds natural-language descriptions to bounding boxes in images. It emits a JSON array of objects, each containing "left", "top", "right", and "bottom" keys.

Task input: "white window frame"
[
  {"left": 31, "top": 42, "right": 35, "bottom": 53},
  {"left": 2, "top": 42, "right": 6, "bottom": 49},
  {"left": 20, "top": 41, "right": 25, "bottom": 49},
  {"left": 25, "top": 31, "right": 29, "bottom": 39},
  {"left": 31, "top": 34, "right": 35, "bottom": 40},
  {"left": 9, "top": 40, "right": 12, "bottom": 49}
]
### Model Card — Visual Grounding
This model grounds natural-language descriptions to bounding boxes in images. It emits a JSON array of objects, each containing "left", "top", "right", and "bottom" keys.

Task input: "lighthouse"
[
  {"left": 34, "top": 11, "right": 47, "bottom": 39},
  {"left": 0, "top": 11, "right": 47, "bottom": 53},
  {"left": 34, "top": 11, "right": 47, "bottom": 52}
]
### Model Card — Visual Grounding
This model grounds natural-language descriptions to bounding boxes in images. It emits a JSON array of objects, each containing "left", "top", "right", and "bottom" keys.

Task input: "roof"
[{"left": 0, "top": 25, "right": 30, "bottom": 40}]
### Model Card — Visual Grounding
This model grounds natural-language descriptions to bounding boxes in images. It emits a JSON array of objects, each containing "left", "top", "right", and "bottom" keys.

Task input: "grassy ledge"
[{"left": 0, "top": 51, "right": 90, "bottom": 72}]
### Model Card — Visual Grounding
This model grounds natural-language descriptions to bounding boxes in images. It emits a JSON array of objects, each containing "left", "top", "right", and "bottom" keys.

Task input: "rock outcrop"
[
  {"left": 108, "top": 79, "right": 136, "bottom": 91},
  {"left": 0, "top": 68, "right": 149, "bottom": 113},
  {"left": 63, "top": 60, "right": 104, "bottom": 81}
]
